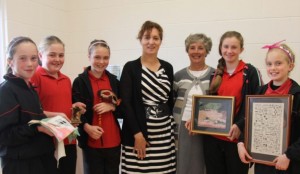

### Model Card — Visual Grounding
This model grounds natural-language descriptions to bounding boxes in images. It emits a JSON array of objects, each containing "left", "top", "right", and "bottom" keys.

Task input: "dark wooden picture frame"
[
  {"left": 191, "top": 95, "right": 235, "bottom": 136},
  {"left": 245, "top": 95, "right": 292, "bottom": 166}
]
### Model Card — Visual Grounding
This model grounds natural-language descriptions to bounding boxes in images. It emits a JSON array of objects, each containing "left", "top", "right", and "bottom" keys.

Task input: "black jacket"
[
  {"left": 120, "top": 58, "right": 174, "bottom": 146},
  {"left": 0, "top": 74, "right": 55, "bottom": 159},
  {"left": 72, "top": 66, "right": 121, "bottom": 149},
  {"left": 257, "top": 80, "right": 300, "bottom": 173}
]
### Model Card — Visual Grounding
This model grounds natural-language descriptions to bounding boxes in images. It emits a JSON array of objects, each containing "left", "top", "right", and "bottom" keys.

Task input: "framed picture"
[
  {"left": 191, "top": 95, "right": 235, "bottom": 136},
  {"left": 244, "top": 95, "right": 293, "bottom": 166}
]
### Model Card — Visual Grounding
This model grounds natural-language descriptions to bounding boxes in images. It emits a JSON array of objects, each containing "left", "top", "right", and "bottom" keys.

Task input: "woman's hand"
[
  {"left": 93, "top": 103, "right": 115, "bottom": 115},
  {"left": 228, "top": 124, "right": 241, "bottom": 141},
  {"left": 237, "top": 142, "right": 252, "bottom": 163},
  {"left": 185, "top": 119, "right": 195, "bottom": 135},
  {"left": 274, "top": 154, "right": 290, "bottom": 170},
  {"left": 133, "top": 132, "right": 149, "bottom": 160},
  {"left": 83, "top": 123, "right": 104, "bottom": 140}
]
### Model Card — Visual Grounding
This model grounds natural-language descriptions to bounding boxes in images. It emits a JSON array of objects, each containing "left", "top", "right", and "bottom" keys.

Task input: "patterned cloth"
[{"left": 121, "top": 66, "right": 176, "bottom": 174}]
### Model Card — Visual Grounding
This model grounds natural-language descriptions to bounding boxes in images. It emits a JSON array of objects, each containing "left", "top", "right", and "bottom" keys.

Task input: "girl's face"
[
  {"left": 220, "top": 37, "right": 243, "bottom": 64},
  {"left": 40, "top": 43, "right": 65, "bottom": 76},
  {"left": 188, "top": 41, "right": 207, "bottom": 66},
  {"left": 266, "top": 49, "right": 294, "bottom": 86},
  {"left": 89, "top": 46, "right": 110, "bottom": 75},
  {"left": 140, "top": 28, "right": 162, "bottom": 56},
  {"left": 8, "top": 42, "right": 39, "bottom": 83}
]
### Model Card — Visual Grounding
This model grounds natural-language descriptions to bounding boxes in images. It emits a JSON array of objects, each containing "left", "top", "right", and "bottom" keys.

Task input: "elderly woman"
[{"left": 173, "top": 33, "right": 214, "bottom": 174}]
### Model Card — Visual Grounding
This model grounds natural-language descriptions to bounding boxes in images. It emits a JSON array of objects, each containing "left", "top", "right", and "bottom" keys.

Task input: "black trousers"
[
  {"left": 203, "top": 135, "right": 249, "bottom": 174},
  {"left": 82, "top": 146, "right": 120, "bottom": 174},
  {"left": 1, "top": 151, "right": 58, "bottom": 174},
  {"left": 58, "top": 144, "right": 77, "bottom": 174}
]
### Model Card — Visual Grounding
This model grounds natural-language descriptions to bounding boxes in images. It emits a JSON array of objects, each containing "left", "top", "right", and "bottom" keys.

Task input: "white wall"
[
  {"left": 3, "top": 0, "right": 300, "bottom": 83},
  {"left": 66, "top": 0, "right": 300, "bottom": 83}
]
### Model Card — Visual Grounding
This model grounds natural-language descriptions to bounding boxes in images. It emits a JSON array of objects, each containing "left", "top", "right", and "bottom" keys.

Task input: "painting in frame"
[{"left": 191, "top": 95, "right": 235, "bottom": 136}]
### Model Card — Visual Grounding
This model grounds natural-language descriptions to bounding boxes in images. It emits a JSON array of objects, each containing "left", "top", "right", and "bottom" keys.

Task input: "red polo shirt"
[
  {"left": 87, "top": 71, "right": 121, "bottom": 148},
  {"left": 31, "top": 66, "right": 75, "bottom": 145},
  {"left": 214, "top": 60, "right": 245, "bottom": 142}
]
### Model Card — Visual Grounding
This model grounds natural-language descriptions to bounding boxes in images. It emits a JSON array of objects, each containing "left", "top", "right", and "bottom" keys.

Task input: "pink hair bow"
[
  {"left": 262, "top": 40, "right": 286, "bottom": 49},
  {"left": 262, "top": 40, "right": 294, "bottom": 63}
]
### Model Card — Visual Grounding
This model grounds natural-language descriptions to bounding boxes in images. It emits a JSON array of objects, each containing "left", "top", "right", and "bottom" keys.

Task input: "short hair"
[
  {"left": 185, "top": 33, "right": 212, "bottom": 54},
  {"left": 137, "top": 20, "right": 163, "bottom": 41}
]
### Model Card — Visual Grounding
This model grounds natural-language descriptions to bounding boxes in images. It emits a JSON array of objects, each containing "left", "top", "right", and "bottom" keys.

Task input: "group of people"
[{"left": 0, "top": 20, "right": 299, "bottom": 174}]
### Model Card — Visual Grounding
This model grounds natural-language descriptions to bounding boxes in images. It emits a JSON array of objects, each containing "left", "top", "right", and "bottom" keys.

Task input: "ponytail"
[{"left": 209, "top": 57, "right": 225, "bottom": 94}]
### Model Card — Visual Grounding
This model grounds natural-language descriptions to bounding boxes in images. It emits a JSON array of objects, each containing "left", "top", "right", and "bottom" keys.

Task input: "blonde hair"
[{"left": 38, "top": 35, "right": 64, "bottom": 53}]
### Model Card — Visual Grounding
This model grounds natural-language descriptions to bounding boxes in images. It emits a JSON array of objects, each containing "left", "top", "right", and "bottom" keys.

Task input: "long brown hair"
[{"left": 209, "top": 31, "right": 244, "bottom": 94}]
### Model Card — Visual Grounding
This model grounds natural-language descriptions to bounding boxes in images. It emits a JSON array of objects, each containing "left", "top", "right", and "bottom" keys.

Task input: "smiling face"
[
  {"left": 89, "top": 46, "right": 110, "bottom": 76},
  {"left": 266, "top": 48, "right": 294, "bottom": 86},
  {"left": 220, "top": 37, "right": 244, "bottom": 64},
  {"left": 188, "top": 41, "right": 207, "bottom": 66},
  {"left": 8, "top": 42, "right": 39, "bottom": 83},
  {"left": 140, "top": 28, "right": 162, "bottom": 56},
  {"left": 40, "top": 43, "right": 65, "bottom": 76}
]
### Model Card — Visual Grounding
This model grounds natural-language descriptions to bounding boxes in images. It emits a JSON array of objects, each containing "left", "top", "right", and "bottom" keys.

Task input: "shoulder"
[
  {"left": 159, "top": 59, "right": 173, "bottom": 69},
  {"left": 106, "top": 70, "right": 118, "bottom": 81},
  {"left": 290, "top": 80, "right": 300, "bottom": 94},
  {"left": 256, "top": 84, "right": 268, "bottom": 94},
  {"left": 123, "top": 58, "right": 141, "bottom": 71},
  {"left": 245, "top": 63, "right": 259, "bottom": 73},
  {"left": 174, "top": 67, "right": 187, "bottom": 76},
  {"left": 207, "top": 66, "right": 215, "bottom": 74}
]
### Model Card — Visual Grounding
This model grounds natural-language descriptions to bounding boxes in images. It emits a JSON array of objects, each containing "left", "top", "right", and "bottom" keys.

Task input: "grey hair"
[{"left": 185, "top": 33, "right": 212, "bottom": 54}]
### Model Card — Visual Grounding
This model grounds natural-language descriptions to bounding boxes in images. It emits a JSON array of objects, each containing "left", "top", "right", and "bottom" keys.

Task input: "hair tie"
[
  {"left": 262, "top": 40, "right": 294, "bottom": 63},
  {"left": 88, "top": 41, "right": 109, "bottom": 51}
]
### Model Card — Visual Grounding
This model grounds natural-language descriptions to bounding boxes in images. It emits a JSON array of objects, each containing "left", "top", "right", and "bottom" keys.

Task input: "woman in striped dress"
[{"left": 120, "top": 20, "right": 176, "bottom": 173}]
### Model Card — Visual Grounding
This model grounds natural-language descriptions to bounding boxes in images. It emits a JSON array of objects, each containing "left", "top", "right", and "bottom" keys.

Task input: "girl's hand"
[
  {"left": 93, "top": 103, "right": 115, "bottom": 115},
  {"left": 83, "top": 123, "right": 104, "bottom": 140},
  {"left": 274, "top": 154, "right": 290, "bottom": 170},
  {"left": 237, "top": 142, "right": 252, "bottom": 163},
  {"left": 228, "top": 124, "right": 241, "bottom": 141},
  {"left": 133, "top": 132, "right": 149, "bottom": 160},
  {"left": 185, "top": 119, "right": 195, "bottom": 135},
  {"left": 72, "top": 102, "right": 86, "bottom": 114}
]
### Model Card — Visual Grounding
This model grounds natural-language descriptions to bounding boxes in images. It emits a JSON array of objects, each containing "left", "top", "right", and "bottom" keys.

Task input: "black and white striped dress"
[{"left": 121, "top": 66, "right": 176, "bottom": 174}]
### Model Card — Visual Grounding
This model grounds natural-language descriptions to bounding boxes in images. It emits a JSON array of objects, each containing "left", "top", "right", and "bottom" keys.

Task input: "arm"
[
  {"left": 72, "top": 77, "right": 89, "bottom": 124},
  {"left": 285, "top": 92, "right": 300, "bottom": 161},
  {"left": 235, "top": 65, "right": 262, "bottom": 133},
  {"left": 0, "top": 89, "right": 40, "bottom": 146},
  {"left": 120, "top": 62, "right": 141, "bottom": 135}
]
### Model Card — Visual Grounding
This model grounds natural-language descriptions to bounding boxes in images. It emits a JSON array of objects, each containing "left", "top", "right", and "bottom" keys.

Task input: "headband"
[
  {"left": 88, "top": 41, "right": 109, "bottom": 51},
  {"left": 262, "top": 40, "right": 295, "bottom": 63}
]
